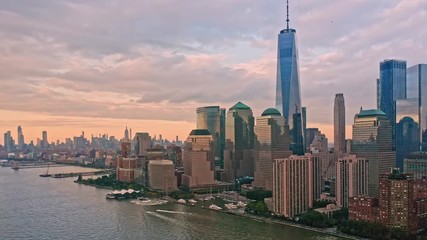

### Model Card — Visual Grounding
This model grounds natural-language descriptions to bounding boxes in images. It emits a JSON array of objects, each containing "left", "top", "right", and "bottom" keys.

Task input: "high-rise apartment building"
[
  {"left": 336, "top": 155, "right": 369, "bottom": 207},
  {"left": 17, "top": 126, "right": 24, "bottom": 150},
  {"left": 182, "top": 130, "right": 216, "bottom": 188},
  {"left": 349, "top": 170, "right": 427, "bottom": 234},
  {"left": 275, "top": 0, "right": 304, "bottom": 155},
  {"left": 379, "top": 59, "right": 407, "bottom": 150},
  {"left": 196, "top": 106, "right": 226, "bottom": 171},
  {"left": 351, "top": 109, "right": 395, "bottom": 197},
  {"left": 223, "top": 102, "right": 254, "bottom": 182},
  {"left": 253, "top": 108, "right": 291, "bottom": 190},
  {"left": 334, "top": 93, "right": 346, "bottom": 153},
  {"left": 272, "top": 155, "right": 315, "bottom": 218},
  {"left": 407, "top": 64, "right": 427, "bottom": 151}
]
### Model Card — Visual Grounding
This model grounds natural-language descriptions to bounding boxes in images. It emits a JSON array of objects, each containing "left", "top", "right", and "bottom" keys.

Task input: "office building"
[
  {"left": 395, "top": 98, "right": 420, "bottom": 169},
  {"left": 305, "top": 128, "right": 319, "bottom": 148},
  {"left": 407, "top": 64, "right": 427, "bottom": 150},
  {"left": 404, "top": 152, "right": 427, "bottom": 179},
  {"left": 148, "top": 160, "right": 177, "bottom": 192},
  {"left": 253, "top": 108, "right": 291, "bottom": 190},
  {"left": 42, "top": 130, "right": 48, "bottom": 149},
  {"left": 223, "top": 102, "right": 255, "bottom": 182},
  {"left": 334, "top": 93, "right": 346, "bottom": 153},
  {"left": 196, "top": 106, "right": 226, "bottom": 171},
  {"left": 351, "top": 109, "right": 395, "bottom": 197},
  {"left": 124, "top": 126, "right": 129, "bottom": 140},
  {"left": 275, "top": 0, "right": 304, "bottom": 155},
  {"left": 336, "top": 155, "right": 369, "bottom": 207},
  {"left": 302, "top": 107, "right": 307, "bottom": 150},
  {"left": 182, "top": 130, "right": 216, "bottom": 188},
  {"left": 134, "top": 132, "right": 152, "bottom": 157},
  {"left": 378, "top": 59, "right": 407, "bottom": 149}
]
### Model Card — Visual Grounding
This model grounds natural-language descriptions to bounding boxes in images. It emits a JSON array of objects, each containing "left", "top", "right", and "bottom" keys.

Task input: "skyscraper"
[
  {"left": 182, "top": 129, "right": 216, "bottom": 188},
  {"left": 351, "top": 109, "right": 395, "bottom": 197},
  {"left": 17, "top": 126, "right": 24, "bottom": 150},
  {"left": 253, "top": 108, "right": 291, "bottom": 190},
  {"left": 395, "top": 98, "right": 420, "bottom": 169},
  {"left": 275, "top": 0, "right": 304, "bottom": 155},
  {"left": 379, "top": 59, "right": 407, "bottom": 149},
  {"left": 134, "top": 132, "right": 152, "bottom": 157},
  {"left": 196, "top": 106, "right": 226, "bottom": 171},
  {"left": 273, "top": 155, "right": 313, "bottom": 218},
  {"left": 302, "top": 106, "right": 307, "bottom": 150},
  {"left": 124, "top": 126, "right": 129, "bottom": 140},
  {"left": 334, "top": 93, "right": 346, "bottom": 153},
  {"left": 407, "top": 64, "right": 427, "bottom": 150},
  {"left": 42, "top": 130, "right": 48, "bottom": 149},
  {"left": 336, "top": 155, "right": 369, "bottom": 207},
  {"left": 224, "top": 102, "right": 255, "bottom": 182}
]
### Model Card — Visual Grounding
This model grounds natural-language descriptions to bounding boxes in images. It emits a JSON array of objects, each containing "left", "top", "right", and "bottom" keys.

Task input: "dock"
[{"left": 50, "top": 170, "right": 112, "bottom": 178}]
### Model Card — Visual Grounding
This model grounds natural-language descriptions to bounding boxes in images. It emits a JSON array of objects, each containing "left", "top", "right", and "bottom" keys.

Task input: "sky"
[{"left": 0, "top": 0, "right": 426, "bottom": 144}]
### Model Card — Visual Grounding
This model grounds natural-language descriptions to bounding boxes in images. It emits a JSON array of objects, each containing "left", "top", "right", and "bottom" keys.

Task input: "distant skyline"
[{"left": 0, "top": 0, "right": 426, "bottom": 144}]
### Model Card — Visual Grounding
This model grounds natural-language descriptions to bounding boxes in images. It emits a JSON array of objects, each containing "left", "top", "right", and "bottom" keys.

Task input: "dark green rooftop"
[
  {"left": 189, "top": 129, "right": 211, "bottom": 136},
  {"left": 261, "top": 108, "right": 281, "bottom": 117},
  {"left": 358, "top": 109, "right": 386, "bottom": 117},
  {"left": 230, "top": 102, "right": 251, "bottom": 110}
]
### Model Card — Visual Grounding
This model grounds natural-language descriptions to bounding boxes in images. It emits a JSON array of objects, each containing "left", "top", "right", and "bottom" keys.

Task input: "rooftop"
[
  {"left": 358, "top": 109, "right": 386, "bottom": 117},
  {"left": 261, "top": 108, "right": 281, "bottom": 117},
  {"left": 229, "top": 102, "right": 251, "bottom": 110},
  {"left": 189, "top": 129, "right": 211, "bottom": 136},
  {"left": 149, "top": 160, "right": 174, "bottom": 165}
]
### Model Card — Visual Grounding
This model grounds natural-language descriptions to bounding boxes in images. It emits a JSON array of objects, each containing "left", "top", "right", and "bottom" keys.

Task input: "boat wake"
[
  {"left": 146, "top": 211, "right": 179, "bottom": 222},
  {"left": 156, "top": 209, "right": 192, "bottom": 215}
]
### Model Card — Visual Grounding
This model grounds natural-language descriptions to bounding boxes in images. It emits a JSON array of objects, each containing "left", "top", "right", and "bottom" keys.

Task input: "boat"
[
  {"left": 208, "top": 204, "right": 222, "bottom": 210},
  {"left": 224, "top": 203, "right": 238, "bottom": 210},
  {"left": 177, "top": 199, "right": 187, "bottom": 204},
  {"left": 39, "top": 163, "right": 52, "bottom": 177},
  {"left": 236, "top": 201, "right": 247, "bottom": 208},
  {"left": 106, "top": 193, "right": 116, "bottom": 199},
  {"left": 188, "top": 199, "right": 197, "bottom": 204}
]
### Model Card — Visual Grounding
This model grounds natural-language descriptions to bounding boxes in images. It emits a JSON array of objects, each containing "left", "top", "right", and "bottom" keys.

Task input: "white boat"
[
  {"left": 204, "top": 196, "right": 215, "bottom": 201},
  {"left": 177, "top": 199, "right": 187, "bottom": 204},
  {"left": 236, "top": 201, "right": 247, "bottom": 208},
  {"left": 209, "top": 204, "right": 222, "bottom": 210},
  {"left": 188, "top": 199, "right": 197, "bottom": 204},
  {"left": 224, "top": 203, "right": 237, "bottom": 209}
]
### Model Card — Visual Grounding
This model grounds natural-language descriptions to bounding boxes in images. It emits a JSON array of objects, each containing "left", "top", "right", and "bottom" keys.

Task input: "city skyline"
[{"left": 1, "top": 0, "right": 427, "bottom": 145}]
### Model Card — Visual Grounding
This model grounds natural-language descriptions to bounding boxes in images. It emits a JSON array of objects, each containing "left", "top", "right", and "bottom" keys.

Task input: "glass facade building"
[
  {"left": 196, "top": 106, "right": 226, "bottom": 170},
  {"left": 407, "top": 64, "right": 427, "bottom": 150},
  {"left": 275, "top": 28, "right": 304, "bottom": 155},
  {"left": 351, "top": 109, "right": 395, "bottom": 197},
  {"left": 395, "top": 99, "right": 420, "bottom": 170},
  {"left": 223, "top": 102, "right": 255, "bottom": 182},
  {"left": 379, "top": 59, "right": 407, "bottom": 150}
]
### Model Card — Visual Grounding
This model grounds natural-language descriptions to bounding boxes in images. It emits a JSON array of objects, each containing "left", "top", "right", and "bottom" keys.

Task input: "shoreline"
[
  {"left": 229, "top": 212, "right": 361, "bottom": 240},
  {"left": 77, "top": 181, "right": 360, "bottom": 239}
]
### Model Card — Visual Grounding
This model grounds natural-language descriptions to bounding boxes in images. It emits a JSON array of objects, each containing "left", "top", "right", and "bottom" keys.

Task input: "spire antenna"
[{"left": 286, "top": 0, "right": 290, "bottom": 31}]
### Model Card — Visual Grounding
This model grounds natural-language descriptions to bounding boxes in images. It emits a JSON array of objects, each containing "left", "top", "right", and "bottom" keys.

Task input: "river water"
[{"left": 0, "top": 166, "right": 341, "bottom": 240}]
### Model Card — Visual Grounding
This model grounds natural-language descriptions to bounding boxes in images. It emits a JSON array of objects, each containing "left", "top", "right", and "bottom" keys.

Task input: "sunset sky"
[{"left": 1, "top": 0, "right": 426, "bottom": 144}]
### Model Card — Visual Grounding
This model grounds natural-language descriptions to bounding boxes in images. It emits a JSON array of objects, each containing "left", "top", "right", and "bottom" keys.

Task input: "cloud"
[{"left": 0, "top": 0, "right": 426, "bottom": 142}]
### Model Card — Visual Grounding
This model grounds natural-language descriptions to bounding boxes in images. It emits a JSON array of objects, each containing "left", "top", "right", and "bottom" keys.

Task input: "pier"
[{"left": 50, "top": 170, "right": 113, "bottom": 178}]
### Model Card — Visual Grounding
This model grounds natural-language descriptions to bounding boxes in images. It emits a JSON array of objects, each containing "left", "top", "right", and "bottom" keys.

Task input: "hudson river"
[{"left": 0, "top": 166, "right": 341, "bottom": 240}]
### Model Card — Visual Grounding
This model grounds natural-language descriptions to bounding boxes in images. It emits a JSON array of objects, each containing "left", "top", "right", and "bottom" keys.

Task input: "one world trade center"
[{"left": 275, "top": 0, "right": 304, "bottom": 155}]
